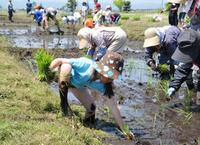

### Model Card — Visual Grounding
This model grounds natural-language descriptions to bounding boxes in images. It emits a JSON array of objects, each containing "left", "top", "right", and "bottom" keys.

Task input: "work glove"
[{"left": 167, "top": 87, "right": 176, "bottom": 99}]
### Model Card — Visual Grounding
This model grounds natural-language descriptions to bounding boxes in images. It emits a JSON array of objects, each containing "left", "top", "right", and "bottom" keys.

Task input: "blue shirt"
[
  {"left": 26, "top": 2, "right": 32, "bottom": 9},
  {"left": 34, "top": 10, "right": 43, "bottom": 23},
  {"left": 68, "top": 57, "right": 105, "bottom": 94}
]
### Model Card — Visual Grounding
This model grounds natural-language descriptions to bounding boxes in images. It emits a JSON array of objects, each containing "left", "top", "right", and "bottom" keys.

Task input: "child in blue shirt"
[
  {"left": 33, "top": 5, "right": 44, "bottom": 26},
  {"left": 50, "top": 51, "right": 134, "bottom": 140}
]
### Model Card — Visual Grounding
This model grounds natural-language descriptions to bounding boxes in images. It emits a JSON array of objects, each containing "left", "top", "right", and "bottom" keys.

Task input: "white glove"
[{"left": 167, "top": 87, "right": 176, "bottom": 97}]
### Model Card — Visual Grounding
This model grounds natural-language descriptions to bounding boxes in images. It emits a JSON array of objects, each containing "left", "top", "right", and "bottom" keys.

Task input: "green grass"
[
  {"left": 121, "top": 15, "right": 130, "bottom": 20},
  {"left": 0, "top": 37, "right": 109, "bottom": 144},
  {"left": 131, "top": 15, "right": 141, "bottom": 21}
]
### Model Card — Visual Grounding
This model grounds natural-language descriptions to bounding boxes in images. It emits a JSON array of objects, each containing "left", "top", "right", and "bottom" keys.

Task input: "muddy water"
[
  {"left": 0, "top": 26, "right": 79, "bottom": 49},
  {"left": 2, "top": 26, "right": 200, "bottom": 145}
]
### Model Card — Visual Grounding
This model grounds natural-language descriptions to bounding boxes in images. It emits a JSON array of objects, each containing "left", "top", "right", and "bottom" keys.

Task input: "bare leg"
[{"left": 70, "top": 88, "right": 96, "bottom": 124}]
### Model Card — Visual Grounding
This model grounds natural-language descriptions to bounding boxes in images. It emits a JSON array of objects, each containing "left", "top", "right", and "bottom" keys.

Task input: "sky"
[{"left": 0, "top": 0, "right": 168, "bottom": 10}]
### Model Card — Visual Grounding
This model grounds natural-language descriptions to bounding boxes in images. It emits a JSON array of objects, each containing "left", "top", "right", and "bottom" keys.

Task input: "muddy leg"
[
  {"left": 70, "top": 88, "right": 96, "bottom": 124},
  {"left": 59, "top": 81, "right": 73, "bottom": 116},
  {"left": 58, "top": 63, "right": 73, "bottom": 116}
]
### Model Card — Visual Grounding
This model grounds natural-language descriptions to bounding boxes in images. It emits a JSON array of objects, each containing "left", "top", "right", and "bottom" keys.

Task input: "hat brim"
[
  {"left": 79, "top": 39, "right": 89, "bottom": 50},
  {"left": 168, "top": 0, "right": 185, "bottom": 4},
  {"left": 143, "top": 35, "right": 160, "bottom": 48},
  {"left": 95, "top": 62, "right": 120, "bottom": 80}
]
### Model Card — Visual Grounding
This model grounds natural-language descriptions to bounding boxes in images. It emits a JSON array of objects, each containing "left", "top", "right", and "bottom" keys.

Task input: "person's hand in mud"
[
  {"left": 149, "top": 61, "right": 157, "bottom": 71},
  {"left": 122, "top": 124, "right": 135, "bottom": 140},
  {"left": 123, "top": 131, "right": 135, "bottom": 140}
]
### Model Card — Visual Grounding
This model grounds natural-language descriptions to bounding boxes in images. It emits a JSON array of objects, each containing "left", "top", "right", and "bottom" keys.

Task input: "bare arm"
[
  {"left": 106, "top": 96, "right": 134, "bottom": 139},
  {"left": 49, "top": 58, "right": 69, "bottom": 71}
]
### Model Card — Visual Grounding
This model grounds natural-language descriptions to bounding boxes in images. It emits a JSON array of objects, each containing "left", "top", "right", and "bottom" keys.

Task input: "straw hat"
[
  {"left": 168, "top": 0, "right": 186, "bottom": 4},
  {"left": 77, "top": 27, "right": 92, "bottom": 49},
  {"left": 143, "top": 28, "right": 160, "bottom": 48},
  {"left": 94, "top": 51, "right": 124, "bottom": 80}
]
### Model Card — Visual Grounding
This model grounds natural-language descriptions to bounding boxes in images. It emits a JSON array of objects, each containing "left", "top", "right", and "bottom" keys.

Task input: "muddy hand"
[{"left": 123, "top": 131, "right": 135, "bottom": 140}]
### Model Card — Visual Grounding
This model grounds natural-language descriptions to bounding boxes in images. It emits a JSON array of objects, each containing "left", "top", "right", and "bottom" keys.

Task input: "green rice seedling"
[
  {"left": 182, "top": 89, "right": 193, "bottom": 111},
  {"left": 176, "top": 108, "right": 193, "bottom": 125},
  {"left": 155, "top": 80, "right": 169, "bottom": 103},
  {"left": 121, "top": 16, "right": 130, "bottom": 20},
  {"left": 185, "top": 16, "right": 190, "bottom": 24},
  {"left": 131, "top": 15, "right": 141, "bottom": 21},
  {"left": 152, "top": 113, "right": 157, "bottom": 129},
  {"left": 147, "top": 67, "right": 153, "bottom": 89},
  {"left": 165, "top": 2, "right": 171, "bottom": 12},
  {"left": 125, "top": 58, "right": 135, "bottom": 78},
  {"left": 34, "top": 49, "right": 55, "bottom": 82},
  {"left": 157, "top": 64, "right": 170, "bottom": 74}
]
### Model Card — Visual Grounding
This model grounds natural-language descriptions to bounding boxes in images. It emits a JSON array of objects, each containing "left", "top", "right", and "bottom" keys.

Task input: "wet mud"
[{"left": 1, "top": 26, "right": 200, "bottom": 145}]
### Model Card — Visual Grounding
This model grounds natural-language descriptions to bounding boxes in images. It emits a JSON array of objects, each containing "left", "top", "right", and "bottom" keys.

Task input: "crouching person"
[
  {"left": 167, "top": 29, "right": 200, "bottom": 107},
  {"left": 49, "top": 51, "right": 134, "bottom": 139},
  {"left": 42, "top": 7, "right": 58, "bottom": 30},
  {"left": 143, "top": 26, "right": 181, "bottom": 80},
  {"left": 77, "top": 27, "right": 127, "bottom": 61}
]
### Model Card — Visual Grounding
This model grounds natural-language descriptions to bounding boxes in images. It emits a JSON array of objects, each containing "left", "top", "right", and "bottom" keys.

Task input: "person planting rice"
[
  {"left": 77, "top": 27, "right": 127, "bottom": 61},
  {"left": 143, "top": 26, "right": 181, "bottom": 80},
  {"left": 167, "top": 29, "right": 200, "bottom": 110},
  {"left": 49, "top": 51, "right": 134, "bottom": 140},
  {"left": 33, "top": 5, "right": 44, "bottom": 26},
  {"left": 8, "top": 0, "right": 15, "bottom": 22},
  {"left": 42, "top": 7, "right": 58, "bottom": 30}
]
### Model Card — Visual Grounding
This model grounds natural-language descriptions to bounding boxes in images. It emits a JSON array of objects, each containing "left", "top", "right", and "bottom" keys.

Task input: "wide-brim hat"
[
  {"left": 172, "top": 29, "right": 200, "bottom": 63},
  {"left": 143, "top": 28, "right": 160, "bottom": 48},
  {"left": 168, "top": 0, "right": 186, "bottom": 4},
  {"left": 93, "top": 51, "right": 124, "bottom": 80},
  {"left": 79, "top": 38, "right": 89, "bottom": 50},
  {"left": 77, "top": 27, "right": 92, "bottom": 49}
]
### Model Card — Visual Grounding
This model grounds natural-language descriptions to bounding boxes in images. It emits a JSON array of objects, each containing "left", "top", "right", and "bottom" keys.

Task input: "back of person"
[
  {"left": 8, "top": 1, "right": 13, "bottom": 12},
  {"left": 34, "top": 9, "right": 43, "bottom": 24},
  {"left": 92, "top": 27, "right": 127, "bottom": 52},
  {"left": 45, "top": 7, "right": 57, "bottom": 18},
  {"left": 162, "top": 26, "right": 180, "bottom": 53}
]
